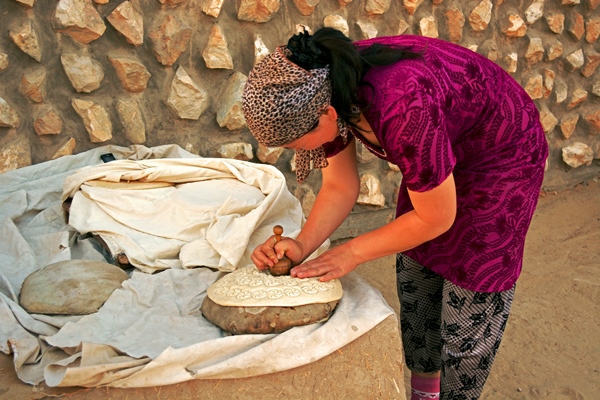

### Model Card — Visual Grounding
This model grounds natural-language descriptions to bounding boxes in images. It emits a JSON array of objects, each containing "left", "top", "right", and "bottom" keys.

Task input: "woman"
[{"left": 242, "top": 27, "right": 548, "bottom": 400}]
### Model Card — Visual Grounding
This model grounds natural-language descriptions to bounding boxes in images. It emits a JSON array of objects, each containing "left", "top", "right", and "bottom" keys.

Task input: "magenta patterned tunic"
[{"left": 324, "top": 36, "right": 548, "bottom": 292}]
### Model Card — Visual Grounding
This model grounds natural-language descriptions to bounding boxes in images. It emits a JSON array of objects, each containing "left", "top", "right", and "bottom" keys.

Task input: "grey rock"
[{"left": 20, "top": 260, "right": 128, "bottom": 315}]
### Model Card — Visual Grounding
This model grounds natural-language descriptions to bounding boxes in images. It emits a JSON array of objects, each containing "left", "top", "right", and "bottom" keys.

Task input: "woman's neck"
[{"left": 355, "top": 113, "right": 382, "bottom": 148}]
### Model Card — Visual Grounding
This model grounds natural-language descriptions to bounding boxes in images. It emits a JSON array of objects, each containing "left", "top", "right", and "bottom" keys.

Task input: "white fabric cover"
[{"left": 0, "top": 144, "right": 395, "bottom": 388}]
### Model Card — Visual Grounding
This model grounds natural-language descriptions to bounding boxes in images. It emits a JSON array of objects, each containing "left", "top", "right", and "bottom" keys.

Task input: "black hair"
[{"left": 286, "top": 27, "right": 422, "bottom": 133}]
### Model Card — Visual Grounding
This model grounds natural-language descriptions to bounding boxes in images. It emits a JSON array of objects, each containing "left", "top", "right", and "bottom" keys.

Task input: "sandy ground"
[
  {"left": 1, "top": 179, "right": 598, "bottom": 399},
  {"left": 357, "top": 179, "right": 600, "bottom": 399}
]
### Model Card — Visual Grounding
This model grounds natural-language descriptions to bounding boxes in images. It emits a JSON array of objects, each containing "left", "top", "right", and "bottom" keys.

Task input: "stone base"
[{"left": 0, "top": 315, "right": 406, "bottom": 400}]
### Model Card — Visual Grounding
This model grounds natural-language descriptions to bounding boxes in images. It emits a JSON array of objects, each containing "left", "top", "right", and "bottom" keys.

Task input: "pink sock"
[{"left": 411, "top": 374, "right": 440, "bottom": 400}]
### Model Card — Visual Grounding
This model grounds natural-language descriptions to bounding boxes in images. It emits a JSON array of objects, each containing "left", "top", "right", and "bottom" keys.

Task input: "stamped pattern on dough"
[{"left": 207, "top": 266, "right": 343, "bottom": 307}]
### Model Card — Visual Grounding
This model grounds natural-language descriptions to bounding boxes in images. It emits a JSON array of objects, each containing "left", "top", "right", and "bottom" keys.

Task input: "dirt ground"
[
  {"left": 357, "top": 179, "right": 600, "bottom": 399},
  {"left": 1, "top": 179, "right": 598, "bottom": 399}
]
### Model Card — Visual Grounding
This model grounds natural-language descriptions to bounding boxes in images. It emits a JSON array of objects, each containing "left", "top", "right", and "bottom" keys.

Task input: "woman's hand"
[
  {"left": 290, "top": 242, "right": 359, "bottom": 282},
  {"left": 250, "top": 236, "right": 305, "bottom": 271}
]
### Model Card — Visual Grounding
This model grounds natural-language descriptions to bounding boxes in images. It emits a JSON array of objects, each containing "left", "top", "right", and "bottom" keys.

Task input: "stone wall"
[{"left": 0, "top": 0, "right": 598, "bottom": 239}]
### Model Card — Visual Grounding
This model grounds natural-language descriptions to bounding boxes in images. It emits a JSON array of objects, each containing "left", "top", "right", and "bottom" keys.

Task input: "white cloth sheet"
[{"left": 0, "top": 144, "right": 395, "bottom": 388}]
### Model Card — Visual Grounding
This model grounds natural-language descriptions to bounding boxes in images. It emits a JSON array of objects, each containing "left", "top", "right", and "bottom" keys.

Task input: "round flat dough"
[
  {"left": 207, "top": 266, "right": 343, "bottom": 307},
  {"left": 200, "top": 296, "right": 339, "bottom": 335},
  {"left": 19, "top": 260, "right": 128, "bottom": 315}
]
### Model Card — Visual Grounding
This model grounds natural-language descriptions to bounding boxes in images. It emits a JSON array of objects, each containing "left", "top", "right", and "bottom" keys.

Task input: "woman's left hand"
[{"left": 290, "top": 242, "right": 359, "bottom": 282}]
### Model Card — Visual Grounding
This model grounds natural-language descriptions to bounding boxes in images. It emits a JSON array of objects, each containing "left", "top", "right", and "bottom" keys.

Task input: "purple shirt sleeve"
[{"left": 378, "top": 86, "right": 456, "bottom": 192}]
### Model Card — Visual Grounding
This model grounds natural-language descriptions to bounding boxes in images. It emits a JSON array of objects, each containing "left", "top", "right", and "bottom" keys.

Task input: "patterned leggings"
[{"left": 396, "top": 254, "right": 515, "bottom": 399}]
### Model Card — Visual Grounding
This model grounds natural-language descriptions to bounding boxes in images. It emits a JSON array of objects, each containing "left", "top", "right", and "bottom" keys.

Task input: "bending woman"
[{"left": 242, "top": 27, "right": 548, "bottom": 400}]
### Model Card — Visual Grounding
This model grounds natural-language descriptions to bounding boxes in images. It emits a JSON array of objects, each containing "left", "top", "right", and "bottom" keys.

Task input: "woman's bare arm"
[{"left": 291, "top": 172, "right": 457, "bottom": 281}]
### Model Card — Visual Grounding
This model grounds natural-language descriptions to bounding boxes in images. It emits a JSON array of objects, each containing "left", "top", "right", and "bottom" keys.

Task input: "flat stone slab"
[
  {"left": 201, "top": 296, "right": 339, "bottom": 334},
  {"left": 19, "top": 260, "right": 128, "bottom": 315}
]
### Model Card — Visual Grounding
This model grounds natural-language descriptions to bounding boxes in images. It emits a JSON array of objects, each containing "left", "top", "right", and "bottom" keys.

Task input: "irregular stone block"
[
  {"left": 525, "top": 0, "right": 543, "bottom": 25},
  {"left": 403, "top": 0, "right": 424, "bottom": 15},
  {"left": 202, "top": 0, "right": 225, "bottom": 17},
  {"left": 202, "top": 25, "right": 233, "bottom": 69},
  {"left": 539, "top": 107, "right": 558, "bottom": 133},
  {"left": 419, "top": 16, "right": 439, "bottom": 38},
  {"left": 554, "top": 79, "right": 567, "bottom": 103},
  {"left": 217, "top": 142, "right": 253, "bottom": 160},
  {"left": 504, "top": 52, "right": 518, "bottom": 73},
  {"left": 0, "top": 53, "right": 8, "bottom": 71},
  {"left": 357, "top": 173, "right": 385, "bottom": 207},
  {"left": 71, "top": 98, "right": 113, "bottom": 143},
  {"left": 357, "top": 20, "right": 378, "bottom": 39},
  {"left": 167, "top": 67, "right": 208, "bottom": 120},
  {"left": 543, "top": 68, "right": 554, "bottom": 98},
  {"left": 34, "top": 107, "right": 62, "bottom": 135},
  {"left": 159, "top": 0, "right": 188, "bottom": 5},
  {"left": 257, "top": 143, "right": 284, "bottom": 164},
  {"left": 51, "top": 137, "right": 77, "bottom": 160},
  {"left": 254, "top": 34, "right": 270, "bottom": 65},
  {"left": 582, "top": 50, "right": 600, "bottom": 78},
  {"left": 116, "top": 99, "right": 146, "bottom": 144},
  {"left": 565, "top": 49, "right": 584, "bottom": 70},
  {"left": 468, "top": 0, "right": 492, "bottom": 32},
  {"left": 560, "top": 114, "right": 578, "bottom": 139},
  {"left": 0, "top": 130, "right": 30, "bottom": 174},
  {"left": 109, "top": 56, "right": 151, "bottom": 92},
  {"left": 216, "top": 71, "right": 247, "bottom": 130},
  {"left": 593, "top": 81, "right": 600, "bottom": 97},
  {"left": 9, "top": 20, "right": 42, "bottom": 62},
  {"left": 567, "top": 13, "right": 584, "bottom": 41},
  {"left": 55, "top": 0, "right": 106, "bottom": 44},
  {"left": 107, "top": 1, "right": 144, "bottom": 46},
  {"left": 237, "top": 0, "right": 281, "bottom": 23},
  {"left": 583, "top": 108, "right": 600, "bottom": 133},
  {"left": 398, "top": 19, "right": 410, "bottom": 35},
  {"left": 547, "top": 40, "right": 563, "bottom": 61},
  {"left": 445, "top": 5, "right": 465, "bottom": 43},
  {"left": 149, "top": 15, "right": 191, "bottom": 66},
  {"left": 501, "top": 14, "right": 527, "bottom": 37},
  {"left": 545, "top": 14, "right": 564, "bottom": 34},
  {"left": 567, "top": 89, "right": 587, "bottom": 109},
  {"left": 19, "top": 67, "right": 46, "bottom": 103},
  {"left": 19, "top": 260, "right": 128, "bottom": 315},
  {"left": 365, "top": 0, "right": 390, "bottom": 14},
  {"left": 61, "top": 53, "right": 104, "bottom": 93},
  {"left": 293, "top": 0, "right": 320, "bottom": 15},
  {"left": 300, "top": 187, "right": 316, "bottom": 216},
  {"left": 562, "top": 142, "right": 593, "bottom": 168},
  {"left": 586, "top": 17, "right": 600, "bottom": 43},
  {"left": 525, "top": 37, "right": 544, "bottom": 65},
  {"left": 480, "top": 39, "right": 499, "bottom": 61},
  {"left": 324, "top": 15, "right": 349, "bottom": 36},
  {"left": 0, "top": 97, "right": 21, "bottom": 128},
  {"left": 524, "top": 73, "right": 543, "bottom": 99},
  {"left": 16, "top": 0, "right": 35, "bottom": 7}
]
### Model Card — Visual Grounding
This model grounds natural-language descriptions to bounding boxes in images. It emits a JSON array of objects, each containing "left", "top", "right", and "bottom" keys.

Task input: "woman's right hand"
[{"left": 251, "top": 235, "right": 305, "bottom": 271}]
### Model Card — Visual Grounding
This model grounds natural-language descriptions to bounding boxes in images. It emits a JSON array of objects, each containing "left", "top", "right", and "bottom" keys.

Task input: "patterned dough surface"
[{"left": 207, "top": 266, "right": 343, "bottom": 307}]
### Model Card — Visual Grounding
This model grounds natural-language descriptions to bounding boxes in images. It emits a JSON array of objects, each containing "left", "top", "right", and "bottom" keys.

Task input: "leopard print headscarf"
[{"left": 242, "top": 46, "right": 348, "bottom": 182}]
